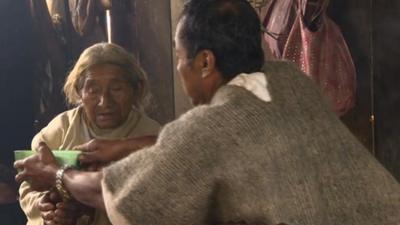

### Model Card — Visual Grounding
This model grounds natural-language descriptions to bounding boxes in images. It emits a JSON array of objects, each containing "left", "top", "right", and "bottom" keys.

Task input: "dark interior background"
[
  {"left": 329, "top": 0, "right": 400, "bottom": 180},
  {"left": 0, "top": 0, "right": 398, "bottom": 223}
]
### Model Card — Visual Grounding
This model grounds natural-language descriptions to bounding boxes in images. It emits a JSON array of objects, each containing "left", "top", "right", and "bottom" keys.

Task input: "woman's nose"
[{"left": 98, "top": 90, "right": 114, "bottom": 107}]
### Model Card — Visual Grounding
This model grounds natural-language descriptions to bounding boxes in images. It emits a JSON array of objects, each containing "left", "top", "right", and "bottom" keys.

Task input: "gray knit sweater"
[{"left": 102, "top": 62, "right": 400, "bottom": 225}]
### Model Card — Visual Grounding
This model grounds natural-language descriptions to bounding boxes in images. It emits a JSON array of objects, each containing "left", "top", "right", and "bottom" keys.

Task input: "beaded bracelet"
[{"left": 55, "top": 165, "right": 74, "bottom": 201}]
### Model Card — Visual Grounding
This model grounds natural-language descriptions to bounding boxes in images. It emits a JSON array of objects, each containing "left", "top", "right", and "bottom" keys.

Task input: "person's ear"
[{"left": 200, "top": 50, "right": 216, "bottom": 79}]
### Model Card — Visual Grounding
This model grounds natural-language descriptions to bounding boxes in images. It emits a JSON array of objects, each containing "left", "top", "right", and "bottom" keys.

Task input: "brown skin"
[
  {"left": 14, "top": 143, "right": 59, "bottom": 192},
  {"left": 14, "top": 64, "right": 151, "bottom": 219},
  {"left": 81, "top": 63, "right": 136, "bottom": 129},
  {"left": 14, "top": 142, "right": 105, "bottom": 209},
  {"left": 14, "top": 135, "right": 156, "bottom": 210},
  {"left": 15, "top": 18, "right": 225, "bottom": 214},
  {"left": 38, "top": 191, "right": 58, "bottom": 224},
  {"left": 75, "top": 135, "right": 157, "bottom": 165},
  {"left": 39, "top": 190, "right": 87, "bottom": 225},
  {"left": 175, "top": 20, "right": 225, "bottom": 106},
  {"left": 62, "top": 169, "right": 104, "bottom": 210}
]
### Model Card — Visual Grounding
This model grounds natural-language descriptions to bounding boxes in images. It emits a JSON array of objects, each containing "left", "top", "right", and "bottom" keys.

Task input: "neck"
[{"left": 202, "top": 73, "right": 226, "bottom": 104}]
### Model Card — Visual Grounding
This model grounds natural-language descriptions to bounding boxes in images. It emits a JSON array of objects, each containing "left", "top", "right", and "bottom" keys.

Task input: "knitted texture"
[{"left": 103, "top": 61, "right": 400, "bottom": 225}]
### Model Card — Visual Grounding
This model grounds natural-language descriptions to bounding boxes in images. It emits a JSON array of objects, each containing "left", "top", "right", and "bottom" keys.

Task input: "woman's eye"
[
  {"left": 110, "top": 82, "right": 129, "bottom": 92},
  {"left": 84, "top": 85, "right": 101, "bottom": 95},
  {"left": 110, "top": 85, "right": 123, "bottom": 91}
]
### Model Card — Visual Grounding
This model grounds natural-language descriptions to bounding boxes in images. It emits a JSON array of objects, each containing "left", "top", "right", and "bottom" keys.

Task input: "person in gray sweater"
[{"left": 15, "top": 0, "right": 400, "bottom": 225}]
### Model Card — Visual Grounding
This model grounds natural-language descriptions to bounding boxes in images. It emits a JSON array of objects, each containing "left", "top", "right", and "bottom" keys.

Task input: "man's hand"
[
  {"left": 14, "top": 142, "right": 59, "bottom": 191},
  {"left": 75, "top": 136, "right": 157, "bottom": 165}
]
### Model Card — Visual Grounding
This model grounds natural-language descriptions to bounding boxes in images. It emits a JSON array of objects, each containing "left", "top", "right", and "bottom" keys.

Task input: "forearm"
[
  {"left": 106, "top": 135, "right": 158, "bottom": 162},
  {"left": 63, "top": 170, "right": 105, "bottom": 210},
  {"left": 124, "top": 135, "right": 157, "bottom": 154}
]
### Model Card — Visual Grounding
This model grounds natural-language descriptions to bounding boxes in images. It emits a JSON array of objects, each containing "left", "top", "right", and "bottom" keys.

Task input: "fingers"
[
  {"left": 39, "top": 193, "right": 57, "bottom": 224},
  {"left": 78, "top": 151, "right": 98, "bottom": 164},
  {"left": 77, "top": 139, "right": 102, "bottom": 164},
  {"left": 86, "top": 163, "right": 102, "bottom": 171},
  {"left": 14, "top": 156, "right": 32, "bottom": 183},
  {"left": 58, "top": 201, "right": 84, "bottom": 212},
  {"left": 41, "top": 210, "right": 55, "bottom": 222},
  {"left": 38, "top": 142, "right": 51, "bottom": 150},
  {"left": 39, "top": 202, "right": 55, "bottom": 212},
  {"left": 74, "top": 139, "right": 97, "bottom": 152},
  {"left": 52, "top": 202, "right": 80, "bottom": 225},
  {"left": 73, "top": 143, "right": 88, "bottom": 151},
  {"left": 15, "top": 156, "right": 59, "bottom": 191},
  {"left": 14, "top": 142, "right": 52, "bottom": 171},
  {"left": 14, "top": 167, "right": 27, "bottom": 183},
  {"left": 49, "top": 190, "right": 62, "bottom": 203},
  {"left": 38, "top": 142, "right": 56, "bottom": 162},
  {"left": 13, "top": 159, "right": 24, "bottom": 171}
]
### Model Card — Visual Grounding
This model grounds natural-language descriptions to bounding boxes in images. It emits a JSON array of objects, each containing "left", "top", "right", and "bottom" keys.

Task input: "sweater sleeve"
[
  {"left": 102, "top": 108, "right": 219, "bottom": 225},
  {"left": 31, "top": 112, "right": 70, "bottom": 151},
  {"left": 19, "top": 112, "right": 69, "bottom": 225},
  {"left": 18, "top": 182, "right": 45, "bottom": 225}
]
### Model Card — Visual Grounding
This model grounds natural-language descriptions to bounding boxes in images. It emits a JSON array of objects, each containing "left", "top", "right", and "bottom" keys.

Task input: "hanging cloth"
[
  {"left": 262, "top": 0, "right": 297, "bottom": 58},
  {"left": 263, "top": 0, "right": 357, "bottom": 116}
]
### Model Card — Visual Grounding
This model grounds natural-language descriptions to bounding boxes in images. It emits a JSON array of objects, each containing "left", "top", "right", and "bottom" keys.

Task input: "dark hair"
[{"left": 179, "top": 0, "right": 264, "bottom": 81}]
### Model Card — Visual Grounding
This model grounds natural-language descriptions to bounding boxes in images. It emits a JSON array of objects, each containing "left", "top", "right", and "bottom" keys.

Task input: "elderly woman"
[{"left": 19, "top": 43, "right": 160, "bottom": 225}]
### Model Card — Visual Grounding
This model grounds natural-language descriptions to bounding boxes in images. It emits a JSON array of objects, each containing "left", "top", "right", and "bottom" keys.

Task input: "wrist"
[{"left": 55, "top": 165, "right": 74, "bottom": 201}]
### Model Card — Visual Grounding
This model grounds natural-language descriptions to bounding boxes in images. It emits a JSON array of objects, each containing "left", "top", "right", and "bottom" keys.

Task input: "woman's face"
[{"left": 81, "top": 64, "right": 136, "bottom": 129}]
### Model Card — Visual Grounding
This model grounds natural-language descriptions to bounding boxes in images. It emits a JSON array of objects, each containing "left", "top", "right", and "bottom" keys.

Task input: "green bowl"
[{"left": 14, "top": 150, "right": 81, "bottom": 167}]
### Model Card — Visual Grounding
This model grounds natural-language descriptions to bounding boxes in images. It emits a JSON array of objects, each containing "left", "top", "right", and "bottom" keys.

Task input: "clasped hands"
[{"left": 39, "top": 190, "right": 91, "bottom": 225}]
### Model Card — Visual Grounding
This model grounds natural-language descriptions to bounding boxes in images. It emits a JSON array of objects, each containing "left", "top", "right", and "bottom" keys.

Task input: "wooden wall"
[
  {"left": 372, "top": 0, "right": 400, "bottom": 180},
  {"left": 129, "top": 0, "right": 175, "bottom": 124},
  {"left": 328, "top": 1, "right": 374, "bottom": 151},
  {"left": 329, "top": 0, "right": 400, "bottom": 180}
]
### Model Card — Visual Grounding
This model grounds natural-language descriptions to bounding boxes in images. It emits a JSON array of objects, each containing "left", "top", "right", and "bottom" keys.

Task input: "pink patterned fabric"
[
  {"left": 263, "top": 0, "right": 356, "bottom": 116},
  {"left": 262, "top": 0, "right": 296, "bottom": 58}
]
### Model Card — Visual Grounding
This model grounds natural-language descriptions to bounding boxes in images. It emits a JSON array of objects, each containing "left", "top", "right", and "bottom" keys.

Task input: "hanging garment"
[
  {"left": 29, "top": 0, "right": 69, "bottom": 129},
  {"left": 263, "top": 0, "right": 356, "bottom": 116},
  {"left": 262, "top": 0, "right": 297, "bottom": 58}
]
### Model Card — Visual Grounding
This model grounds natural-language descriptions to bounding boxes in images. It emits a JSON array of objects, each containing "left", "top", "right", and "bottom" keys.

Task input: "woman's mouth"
[{"left": 97, "top": 112, "right": 116, "bottom": 121}]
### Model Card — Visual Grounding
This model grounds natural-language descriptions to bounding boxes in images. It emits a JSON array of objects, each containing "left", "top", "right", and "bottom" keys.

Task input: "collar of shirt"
[{"left": 227, "top": 72, "right": 272, "bottom": 102}]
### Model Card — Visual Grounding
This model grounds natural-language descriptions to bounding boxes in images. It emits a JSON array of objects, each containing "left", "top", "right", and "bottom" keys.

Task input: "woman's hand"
[
  {"left": 40, "top": 190, "right": 92, "bottom": 225},
  {"left": 14, "top": 143, "right": 59, "bottom": 192},
  {"left": 75, "top": 135, "right": 157, "bottom": 165},
  {"left": 52, "top": 200, "right": 87, "bottom": 225},
  {"left": 38, "top": 191, "right": 59, "bottom": 225}
]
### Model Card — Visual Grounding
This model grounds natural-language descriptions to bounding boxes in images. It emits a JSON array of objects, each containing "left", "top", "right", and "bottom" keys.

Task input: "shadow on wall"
[{"left": 329, "top": 0, "right": 400, "bottom": 181}]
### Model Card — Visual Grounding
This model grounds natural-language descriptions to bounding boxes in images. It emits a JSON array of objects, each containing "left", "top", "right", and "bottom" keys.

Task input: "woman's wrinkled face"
[{"left": 81, "top": 64, "right": 135, "bottom": 129}]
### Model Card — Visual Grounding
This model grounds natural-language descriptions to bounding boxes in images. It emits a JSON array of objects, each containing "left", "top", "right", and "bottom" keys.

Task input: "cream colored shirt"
[
  {"left": 19, "top": 106, "right": 160, "bottom": 225},
  {"left": 227, "top": 72, "right": 271, "bottom": 103}
]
